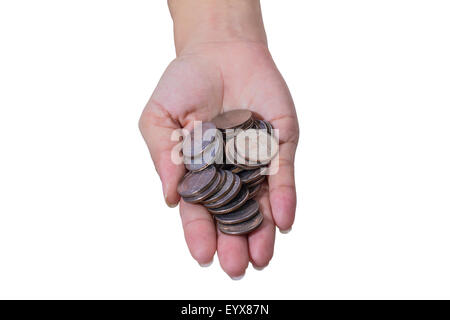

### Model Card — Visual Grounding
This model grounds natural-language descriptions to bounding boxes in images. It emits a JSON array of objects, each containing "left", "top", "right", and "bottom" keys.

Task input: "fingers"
[
  {"left": 139, "top": 100, "right": 185, "bottom": 207},
  {"left": 268, "top": 141, "right": 297, "bottom": 231},
  {"left": 216, "top": 190, "right": 275, "bottom": 275},
  {"left": 217, "top": 230, "right": 249, "bottom": 279},
  {"left": 182, "top": 190, "right": 275, "bottom": 274},
  {"left": 180, "top": 199, "right": 217, "bottom": 265},
  {"left": 248, "top": 188, "right": 275, "bottom": 269},
  {"left": 266, "top": 110, "right": 298, "bottom": 231},
  {"left": 256, "top": 87, "right": 298, "bottom": 232}
]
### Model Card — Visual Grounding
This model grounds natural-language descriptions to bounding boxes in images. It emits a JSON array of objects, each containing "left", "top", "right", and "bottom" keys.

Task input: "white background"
[{"left": 0, "top": 0, "right": 449, "bottom": 299}]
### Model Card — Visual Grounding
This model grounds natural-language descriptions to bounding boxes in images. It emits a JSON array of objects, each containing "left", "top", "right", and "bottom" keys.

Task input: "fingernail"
[
  {"left": 230, "top": 272, "right": 245, "bottom": 281},
  {"left": 199, "top": 259, "right": 214, "bottom": 268},
  {"left": 253, "top": 265, "right": 266, "bottom": 271},
  {"left": 164, "top": 192, "right": 178, "bottom": 208},
  {"left": 165, "top": 199, "right": 178, "bottom": 208},
  {"left": 279, "top": 227, "right": 292, "bottom": 234}
]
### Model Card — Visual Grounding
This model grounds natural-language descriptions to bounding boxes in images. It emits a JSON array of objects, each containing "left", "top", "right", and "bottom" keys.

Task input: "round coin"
[
  {"left": 185, "top": 158, "right": 211, "bottom": 172},
  {"left": 177, "top": 166, "right": 217, "bottom": 197},
  {"left": 214, "top": 199, "right": 259, "bottom": 225},
  {"left": 246, "top": 175, "right": 266, "bottom": 188},
  {"left": 204, "top": 174, "right": 242, "bottom": 209},
  {"left": 263, "top": 120, "right": 274, "bottom": 135},
  {"left": 217, "top": 211, "right": 264, "bottom": 235},
  {"left": 212, "top": 110, "right": 253, "bottom": 130},
  {"left": 237, "top": 167, "right": 268, "bottom": 184},
  {"left": 225, "top": 137, "right": 239, "bottom": 165},
  {"left": 223, "top": 128, "right": 243, "bottom": 141},
  {"left": 234, "top": 146, "right": 270, "bottom": 168},
  {"left": 240, "top": 118, "right": 254, "bottom": 130},
  {"left": 207, "top": 185, "right": 249, "bottom": 215},
  {"left": 247, "top": 183, "right": 262, "bottom": 200},
  {"left": 185, "top": 136, "right": 222, "bottom": 172},
  {"left": 231, "top": 166, "right": 244, "bottom": 173},
  {"left": 227, "top": 135, "right": 269, "bottom": 168},
  {"left": 183, "top": 130, "right": 221, "bottom": 163},
  {"left": 235, "top": 129, "right": 278, "bottom": 164},
  {"left": 235, "top": 161, "right": 265, "bottom": 169},
  {"left": 182, "top": 122, "right": 217, "bottom": 158},
  {"left": 203, "top": 170, "right": 235, "bottom": 204},
  {"left": 183, "top": 169, "right": 225, "bottom": 204},
  {"left": 256, "top": 119, "right": 268, "bottom": 132}
]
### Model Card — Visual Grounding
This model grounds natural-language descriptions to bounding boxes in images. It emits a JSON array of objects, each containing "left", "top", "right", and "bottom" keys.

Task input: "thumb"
[{"left": 139, "top": 100, "right": 185, "bottom": 208}]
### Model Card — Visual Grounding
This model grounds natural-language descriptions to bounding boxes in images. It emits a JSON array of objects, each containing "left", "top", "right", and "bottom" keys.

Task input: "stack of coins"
[
  {"left": 182, "top": 122, "right": 223, "bottom": 172},
  {"left": 177, "top": 110, "right": 278, "bottom": 235}
]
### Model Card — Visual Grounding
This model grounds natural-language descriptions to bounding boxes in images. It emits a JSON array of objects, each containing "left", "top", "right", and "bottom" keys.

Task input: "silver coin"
[{"left": 217, "top": 211, "right": 264, "bottom": 235}]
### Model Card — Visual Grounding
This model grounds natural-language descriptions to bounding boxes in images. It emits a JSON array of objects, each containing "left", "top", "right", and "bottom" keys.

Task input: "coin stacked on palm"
[
  {"left": 177, "top": 110, "right": 278, "bottom": 235},
  {"left": 182, "top": 122, "right": 223, "bottom": 172}
]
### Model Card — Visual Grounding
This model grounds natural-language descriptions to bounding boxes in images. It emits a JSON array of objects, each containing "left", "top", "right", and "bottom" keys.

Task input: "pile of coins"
[{"left": 177, "top": 110, "right": 278, "bottom": 235}]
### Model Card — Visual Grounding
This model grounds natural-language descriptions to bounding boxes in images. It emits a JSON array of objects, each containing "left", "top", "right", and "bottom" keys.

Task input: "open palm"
[{"left": 139, "top": 42, "right": 299, "bottom": 278}]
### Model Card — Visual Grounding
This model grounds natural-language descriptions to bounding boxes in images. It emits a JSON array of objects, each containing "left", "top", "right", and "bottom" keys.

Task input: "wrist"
[{"left": 168, "top": 0, "right": 267, "bottom": 55}]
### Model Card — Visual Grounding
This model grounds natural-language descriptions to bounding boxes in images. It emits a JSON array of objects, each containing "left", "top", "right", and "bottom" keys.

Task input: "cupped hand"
[{"left": 139, "top": 41, "right": 299, "bottom": 278}]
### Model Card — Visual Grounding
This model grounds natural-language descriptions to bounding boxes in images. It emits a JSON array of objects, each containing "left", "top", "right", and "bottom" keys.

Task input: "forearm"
[{"left": 168, "top": 0, "right": 267, "bottom": 55}]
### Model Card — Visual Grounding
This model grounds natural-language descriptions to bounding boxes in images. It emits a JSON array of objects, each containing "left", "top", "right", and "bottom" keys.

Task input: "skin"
[{"left": 139, "top": 0, "right": 299, "bottom": 278}]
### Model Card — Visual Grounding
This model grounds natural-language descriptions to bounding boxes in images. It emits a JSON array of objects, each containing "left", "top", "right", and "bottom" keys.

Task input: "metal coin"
[
  {"left": 204, "top": 174, "right": 242, "bottom": 209},
  {"left": 223, "top": 128, "right": 243, "bottom": 141},
  {"left": 182, "top": 122, "right": 217, "bottom": 158},
  {"left": 222, "top": 145, "right": 244, "bottom": 170},
  {"left": 235, "top": 130, "right": 278, "bottom": 164},
  {"left": 234, "top": 146, "right": 271, "bottom": 168},
  {"left": 237, "top": 167, "right": 268, "bottom": 184},
  {"left": 213, "top": 134, "right": 224, "bottom": 164},
  {"left": 227, "top": 135, "right": 270, "bottom": 168},
  {"left": 225, "top": 138, "right": 237, "bottom": 164},
  {"left": 177, "top": 166, "right": 217, "bottom": 197},
  {"left": 240, "top": 118, "right": 254, "bottom": 130},
  {"left": 186, "top": 131, "right": 221, "bottom": 159},
  {"left": 214, "top": 199, "right": 259, "bottom": 225},
  {"left": 246, "top": 175, "right": 266, "bottom": 188},
  {"left": 202, "top": 170, "right": 235, "bottom": 204},
  {"left": 185, "top": 159, "right": 211, "bottom": 172},
  {"left": 263, "top": 120, "right": 274, "bottom": 135},
  {"left": 217, "top": 211, "right": 264, "bottom": 235},
  {"left": 247, "top": 183, "right": 262, "bottom": 200},
  {"left": 212, "top": 110, "right": 253, "bottom": 130},
  {"left": 256, "top": 119, "right": 268, "bottom": 132},
  {"left": 225, "top": 139, "right": 236, "bottom": 165},
  {"left": 183, "top": 135, "right": 215, "bottom": 160},
  {"left": 207, "top": 185, "right": 249, "bottom": 215},
  {"left": 234, "top": 156, "right": 266, "bottom": 170},
  {"left": 235, "top": 161, "right": 265, "bottom": 169},
  {"left": 231, "top": 166, "right": 244, "bottom": 173},
  {"left": 234, "top": 129, "right": 263, "bottom": 162},
  {"left": 183, "top": 131, "right": 219, "bottom": 163},
  {"left": 185, "top": 135, "right": 222, "bottom": 172},
  {"left": 183, "top": 169, "right": 225, "bottom": 204}
]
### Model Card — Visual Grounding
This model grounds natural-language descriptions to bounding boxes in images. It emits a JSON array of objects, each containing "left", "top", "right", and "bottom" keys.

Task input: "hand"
[{"left": 139, "top": 0, "right": 299, "bottom": 278}]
